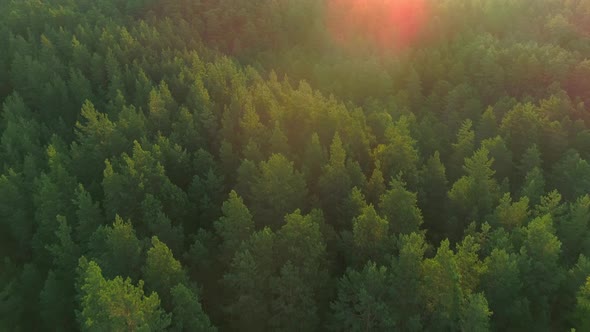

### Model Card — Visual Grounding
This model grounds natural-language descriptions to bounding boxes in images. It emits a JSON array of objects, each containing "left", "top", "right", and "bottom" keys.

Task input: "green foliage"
[
  {"left": 1, "top": 93, "right": 43, "bottom": 169},
  {"left": 373, "top": 116, "right": 419, "bottom": 186},
  {"left": 390, "top": 232, "right": 428, "bottom": 331},
  {"left": 319, "top": 133, "right": 353, "bottom": 226},
  {"left": 102, "top": 141, "right": 189, "bottom": 224},
  {"left": 483, "top": 249, "right": 531, "bottom": 331},
  {"left": 72, "top": 100, "right": 127, "bottom": 193},
  {"left": 493, "top": 193, "right": 530, "bottom": 230},
  {"left": 460, "top": 293, "right": 492, "bottom": 332},
  {"left": 214, "top": 190, "right": 254, "bottom": 264},
  {"left": 170, "top": 284, "right": 216, "bottom": 332},
  {"left": 1, "top": 0, "right": 590, "bottom": 330},
  {"left": 450, "top": 119, "right": 475, "bottom": 180},
  {"left": 251, "top": 154, "right": 307, "bottom": 229},
  {"left": 89, "top": 216, "right": 142, "bottom": 280},
  {"left": 455, "top": 235, "right": 486, "bottom": 294},
  {"left": 41, "top": 216, "right": 80, "bottom": 329},
  {"left": 366, "top": 162, "right": 385, "bottom": 206},
  {"left": 330, "top": 262, "right": 395, "bottom": 331},
  {"left": 477, "top": 107, "right": 498, "bottom": 142},
  {"left": 140, "top": 195, "right": 184, "bottom": 255},
  {"left": 449, "top": 148, "right": 500, "bottom": 234},
  {"left": 224, "top": 210, "right": 328, "bottom": 331},
  {"left": 223, "top": 229, "right": 275, "bottom": 331},
  {"left": 422, "top": 240, "right": 464, "bottom": 330},
  {"left": 559, "top": 196, "right": 590, "bottom": 264},
  {"left": 32, "top": 141, "right": 78, "bottom": 267},
  {"left": 73, "top": 185, "right": 104, "bottom": 248},
  {"left": 143, "top": 236, "right": 187, "bottom": 308},
  {"left": 520, "top": 167, "right": 546, "bottom": 206},
  {"left": 378, "top": 177, "right": 424, "bottom": 235},
  {"left": 500, "top": 103, "right": 543, "bottom": 161},
  {"left": 76, "top": 258, "right": 171, "bottom": 331},
  {"left": 521, "top": 214, "right": 564, "bottom": 328},
  {"left": 418, "top": 151, "right": 449, "bottom": 240},
  {"left": 0, "top": 169, "right": 34, "bottom": 260},
  {"left": 551, "top": 150, "right": 590, "bottom": 201},
  {"left": 574, "top": 277, "right": 590, "bottom": 331},
  {"left": 519, "top": 144, "right": 543, "bottom": 176},
  {"left": 302, "top": 132, "right": 326, "bottom": 192},
  {"left": 481, "top": 135, "right": 513, "bottom": 182},
  {"left": 351, "top": 204, "right": 391, "bottom": 264}
]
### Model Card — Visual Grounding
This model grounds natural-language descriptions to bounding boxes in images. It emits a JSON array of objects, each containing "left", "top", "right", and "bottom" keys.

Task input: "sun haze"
[{"left": 326, "top": 0, "right": 430, "bottom": 51}]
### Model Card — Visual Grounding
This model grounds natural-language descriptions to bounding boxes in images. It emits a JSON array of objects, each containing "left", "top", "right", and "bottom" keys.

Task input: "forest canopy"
[{"left": 1, "top": 0, "right": 590, "bottom": 330}]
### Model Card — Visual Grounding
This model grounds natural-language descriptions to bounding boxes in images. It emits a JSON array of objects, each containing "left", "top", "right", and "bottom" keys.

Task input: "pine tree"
[
  {"left": 379, "top": 177, "right": 423, "bottom": 235},
  {"left": 214, "top": 190, "right": 254, "bottom": 264},
  {"left": 170, "top": 284, "right": 216, "bottom": 332},
  {"left": 352, "top": 205, "right": 390, "bottom": 264},
  {"left": 418, "top": 151, "right": 449, "bottom": 240},
  {"left": 319, "top": 132, "right": 352, "bottom": 227},
  {"left": 574, "top": 277, "right": 590, "bottom": 331},
  {"left": 143, "top": 236, "right": 187, "bottom": 309},
  {"left": 89, "top": 215, "right": 142, "bottom": 280},
  {"left": 76, "top": 258, "right": 171, "bottom": 331},
  {"left": 449, "top": 119, "right": 475, "bottom": 180},
  {"left": 366, "top": 162, "right": 385, "bottom": 206},
  {"left": 330, "top": 262, "right": 394, "bottom": 331}
]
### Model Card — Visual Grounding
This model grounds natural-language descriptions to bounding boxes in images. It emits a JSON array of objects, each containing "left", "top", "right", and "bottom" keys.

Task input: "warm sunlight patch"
[{"left": 326, "top": 0, "right": 430, "bottom": 51}]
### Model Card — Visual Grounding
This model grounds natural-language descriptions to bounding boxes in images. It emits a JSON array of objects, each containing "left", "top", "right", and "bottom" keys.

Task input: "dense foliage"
[{"left": 1, "top": 0, "right": 590, "bottom": 330}]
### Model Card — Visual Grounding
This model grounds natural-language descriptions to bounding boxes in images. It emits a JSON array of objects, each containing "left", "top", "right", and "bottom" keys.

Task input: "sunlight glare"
[{"left": 326, "top": 0, "right": 430, "bottom": 51}]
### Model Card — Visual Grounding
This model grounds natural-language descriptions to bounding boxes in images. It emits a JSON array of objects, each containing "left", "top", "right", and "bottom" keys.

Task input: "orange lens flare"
[{"left": 326, "top": 0, "right": 429, "bottom": 51}]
